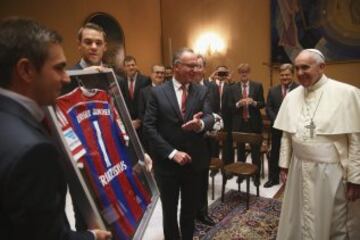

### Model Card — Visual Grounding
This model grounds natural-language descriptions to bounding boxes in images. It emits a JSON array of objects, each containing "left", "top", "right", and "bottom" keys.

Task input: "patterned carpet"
[{"left": 194, "top": 190, "right": 281, "bottom": 240}]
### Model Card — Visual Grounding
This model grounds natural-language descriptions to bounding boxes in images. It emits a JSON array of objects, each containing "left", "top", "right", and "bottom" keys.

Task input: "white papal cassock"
[{"left": 274, "top": 75, "right": 360, "bottom": 240}]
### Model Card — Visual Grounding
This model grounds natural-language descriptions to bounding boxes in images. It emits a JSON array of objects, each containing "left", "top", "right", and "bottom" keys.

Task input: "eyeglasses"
[
  {"left": 178, "top": 62, "right": 200, "bottom": 69},
  {"left": 154, "top": 71, "right": 165, "bottom": 74}
]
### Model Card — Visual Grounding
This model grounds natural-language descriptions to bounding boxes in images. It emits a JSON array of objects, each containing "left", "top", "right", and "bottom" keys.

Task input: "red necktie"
[
  {"left": 218, "top": 82, "right": 223, "bottom": 110},
  {"left": 180, "top": 84, "right": 187, "bottom": 117},
  {"left": 242, "top": 84, "right": 249, "bottom": 120},
  {"left": 129, "top": 78, "right": 135, "bottom": 99}
]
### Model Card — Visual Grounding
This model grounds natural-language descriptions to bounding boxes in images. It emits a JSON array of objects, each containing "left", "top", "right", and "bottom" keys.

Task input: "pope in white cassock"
[{"left": 274, "top": 49, "right": 360, "bottom": 240}]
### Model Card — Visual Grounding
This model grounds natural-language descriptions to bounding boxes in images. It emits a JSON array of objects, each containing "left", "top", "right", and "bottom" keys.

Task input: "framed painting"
[{"left": 271, "top": 0, "right": 360, "bottom": 63}]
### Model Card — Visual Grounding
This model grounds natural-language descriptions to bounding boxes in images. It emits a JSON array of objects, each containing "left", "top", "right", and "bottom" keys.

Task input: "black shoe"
[
  {"left": 197, "top": 215, "right": 216, "bottom": 226},
  {"left": 263, "top": 180, "right": 279, "bottom": 188}
]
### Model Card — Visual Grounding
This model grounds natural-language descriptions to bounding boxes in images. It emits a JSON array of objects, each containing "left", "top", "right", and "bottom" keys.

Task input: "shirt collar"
[
  {"left": 0, "top": 88, "right": 44, "bottom": 122},
  {"left": 306, "top": 74, "right": 328, "bottom": 92},
  {"left": 172, "top": 78, "right": 189, "bottom": 90},
  {"left": 128, "top": 73, "right": 138, "bottom": 81},
  {"left": 241, "top": 80, "right": 249, "bottom": 87},
  {"left": 79, "top": 58, "right": 103, "bottom": 69}
]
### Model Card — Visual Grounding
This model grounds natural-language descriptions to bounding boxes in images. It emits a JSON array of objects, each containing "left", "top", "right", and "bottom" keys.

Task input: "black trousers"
[
  {"left": 236, "top": 121, "right": 261, "bottom": 182},
  {"left": 268, "top": 127, "right": 282, "bottom": 182},
  {"left": 155, "top": 169, "right": 201, "bottom": 240},
  {"left": 197, "top": 167, "right": 210, "bottom": 217}
]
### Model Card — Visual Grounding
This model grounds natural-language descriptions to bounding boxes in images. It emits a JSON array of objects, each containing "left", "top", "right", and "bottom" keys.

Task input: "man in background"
[
  {"left": 227, "top": 63, "right": 265, "bottom": 184},
  {"left": 212, "top": 65, "right": 235, "bottom": 165},
  {"left": 164, "top": 65, "right": 173, "bottom": 81},
  {"left": 138, "top": 64, "right": 166, "bottom": 153},
  {"left": 61, "top": 22, "right": 108, "bottom": 94},
  {"left": 73, "top": 22, "right": 107, "bottom": 69},
  {"left": 0, "top": 17, "right": 111, "bottom": 240},
  {"left": 119, "top": 55, "right": 151, "bottom": 130},
  {"left": 193, "top": 55, "right": 218, "bottom": 226},
  {"left": 264, "top": 63, "right": 298, "bottom": 188}
]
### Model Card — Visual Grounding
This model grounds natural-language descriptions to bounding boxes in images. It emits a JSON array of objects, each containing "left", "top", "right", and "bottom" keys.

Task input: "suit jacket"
[
  {"left": 203, "top": 79, "right": 221, "bottom": 114},
  {"left": 119, "top": 73, "right": 151, "bottom": 120},
  {"left": 221, "top": 82, "right": 235, "bottom": 131},
  {"left": 266, "top": 82, "right": 299, "bottom": 124},
  {"left": 138, "top": 85, "right": 154, "bottom": 153},
  {"left": 143, "top": 80, "right": 215, "bottom": 175},
  {"left": 0, "top": 95, "right": 93, "bottom": 240},
  {"left": 228, "top": 80, "right": 265, "bottom": 133}
]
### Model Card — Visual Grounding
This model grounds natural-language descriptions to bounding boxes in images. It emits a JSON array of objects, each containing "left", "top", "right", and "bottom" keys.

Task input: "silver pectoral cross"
[{"left": 305, "top": 119, "right": 316, "bottom": 138}]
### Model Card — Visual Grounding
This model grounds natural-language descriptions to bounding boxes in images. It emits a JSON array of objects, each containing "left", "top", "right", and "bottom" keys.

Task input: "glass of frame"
[{"left": 46, "top": 68, "right": 159, "bottom": 240}]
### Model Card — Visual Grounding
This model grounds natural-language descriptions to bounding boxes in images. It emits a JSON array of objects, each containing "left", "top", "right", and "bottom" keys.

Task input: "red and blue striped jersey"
[{"left": 56, "top": 87, "right": 151, "bottom": 240}]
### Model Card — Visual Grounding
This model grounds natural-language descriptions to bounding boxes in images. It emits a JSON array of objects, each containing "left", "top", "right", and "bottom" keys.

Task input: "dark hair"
[
  {"left": 151, "top": 64, "right": 165, "bottom": 72},
  {"left": 77, "top": 22, "right": 106, "bottom": 42},
  {"left": 123, "top": 55, "right": 137, "bottom": 64},
  {"left": 172, "top": 47, "right": 194, "bottom": 65},
  {"left": 0, "top": 17, "right": 62, "bottom": 88},
  {"left": 215, "top": 65, "right": 229, "bottom": 70}
]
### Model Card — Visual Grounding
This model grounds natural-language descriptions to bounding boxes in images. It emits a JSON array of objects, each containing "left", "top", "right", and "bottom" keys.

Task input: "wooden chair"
[
  {"left": 207, "top": 131, "right": 226, "bottom": 200},
  {"left": 221, "top": 132, "right": 262, "bottom": 209}
]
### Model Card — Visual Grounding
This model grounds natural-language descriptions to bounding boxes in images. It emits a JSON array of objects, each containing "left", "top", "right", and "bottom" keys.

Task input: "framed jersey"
[{"left": 46, "top": 68, "right": 159, "bottom": 240}]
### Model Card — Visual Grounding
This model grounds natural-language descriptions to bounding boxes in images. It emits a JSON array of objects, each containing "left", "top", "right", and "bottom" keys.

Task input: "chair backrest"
[{"left": 232, "top": 132, "right": 263, "bottom": 145}]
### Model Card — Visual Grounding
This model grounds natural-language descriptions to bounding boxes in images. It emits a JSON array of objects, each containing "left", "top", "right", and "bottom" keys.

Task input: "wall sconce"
[{"left": 194, "top": 32, "right": 226, "bottom": 56}]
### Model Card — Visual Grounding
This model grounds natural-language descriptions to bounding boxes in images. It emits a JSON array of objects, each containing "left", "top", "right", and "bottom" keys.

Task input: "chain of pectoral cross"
[{"left": 304, "top": 91, "right": 323, "bottom": 138}]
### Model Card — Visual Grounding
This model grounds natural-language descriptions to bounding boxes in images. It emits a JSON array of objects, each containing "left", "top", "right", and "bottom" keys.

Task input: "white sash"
[{"left": 292, "top": 138, "right": 339, "bottom": 164}]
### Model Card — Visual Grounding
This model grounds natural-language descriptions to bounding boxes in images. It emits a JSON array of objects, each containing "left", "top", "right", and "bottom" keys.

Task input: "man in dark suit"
[
  {"left": 138, "top": 64, "right": 166, "bottom": 153},
  {"left": 0, "top": 17, "right": 111, "bottom": 240},
  {"left": 212, "top": 66, "right": 235, "bottom": 165},
  {"left": 143, "top": 48, "right": 214, "bottom": 240},
  {"left": 118, "top": 55, "right": 151, "bottom": 131},
  {"left": 264, "top": 63, "right": 298, "bottom": 188},
  {"left": 192, "top": 54, "right": 219, "bottom": 226},
  {"left": 228, "top": 63, "right": 265, "bottom": 184}
]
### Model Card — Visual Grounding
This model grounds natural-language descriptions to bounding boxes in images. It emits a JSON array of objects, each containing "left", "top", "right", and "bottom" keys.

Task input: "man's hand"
[
  {"left": 280, "top": 168, "right": 288, "bottom": 185},
  {"left": 172, "top": 151, "right": 192, "bottom": 165},
  {"left": 91, "top": 229, "right": 112, "bottom": 240},
  {"left": 132, "top": 119, "right": 141, "bottom": 130},
  {"left": 83, "top": 66, "right": 108, "bottom": 72},
  {"left": 237, "top": 97, "right": 254, "bottom": 107},
  {"left": 144, "top": 153, "right": 153, "bottom": 172},
  {"left": 181, "top": 112, "right": 203, "bottom": 132},
  {"left": 132, "top": 162, "right": 142, "bottom": 175},
  {"left": 347, "top": 182, "right": 360, "bottom": 201}
]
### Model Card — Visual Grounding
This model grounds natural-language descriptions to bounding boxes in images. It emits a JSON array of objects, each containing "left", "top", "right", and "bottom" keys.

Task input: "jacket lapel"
[
  {"left": 249, "top": 81, "right": 255, "bottom": 98},
  {"left": 184, "top": 84, "right": 199, "bottom": 121},
  {"left": 163, "top": 81, "right": 183, "bottom": 120}
]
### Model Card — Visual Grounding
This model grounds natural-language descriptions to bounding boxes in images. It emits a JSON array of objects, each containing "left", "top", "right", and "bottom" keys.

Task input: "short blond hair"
[{"left": 237, "top": 63, "right": 250, "bottom": 72}]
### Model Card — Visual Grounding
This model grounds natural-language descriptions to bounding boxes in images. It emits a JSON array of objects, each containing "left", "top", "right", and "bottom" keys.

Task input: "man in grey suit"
[
  {"left": 143, "top": 48, "right": 214, "bottom": 240},
  {"left": 0, "top": 17, "right": 111, "bottom": 240},
  {"left": 264, "top": 63, "right": 298, "bottom": 188}
]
